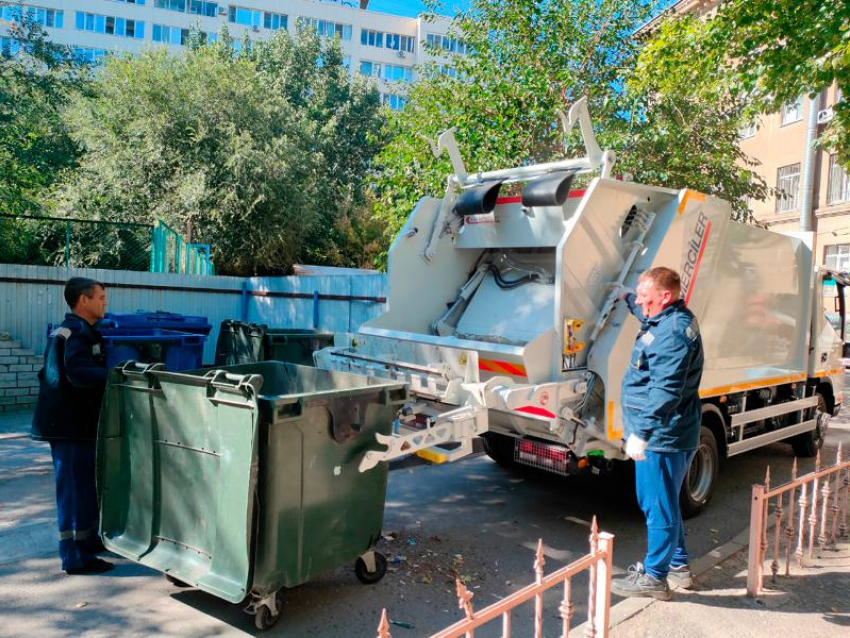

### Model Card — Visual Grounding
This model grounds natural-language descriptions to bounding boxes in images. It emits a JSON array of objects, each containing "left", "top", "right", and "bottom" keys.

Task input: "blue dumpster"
[
  {"left": 100, "top": 328, "right": 205, "bottom": 371},
  {"left": 99, "top": 311, "right": 212, "bottom": 336}
]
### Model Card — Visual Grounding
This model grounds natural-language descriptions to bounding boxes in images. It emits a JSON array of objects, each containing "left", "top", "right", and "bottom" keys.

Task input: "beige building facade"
[{"left": 648, "top": 0, "right": 850, "bottom": 270}]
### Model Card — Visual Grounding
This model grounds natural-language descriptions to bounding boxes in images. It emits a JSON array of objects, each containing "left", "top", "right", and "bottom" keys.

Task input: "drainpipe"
[{"left": 799, "top": 94, "right": 820, "bottom": 232}]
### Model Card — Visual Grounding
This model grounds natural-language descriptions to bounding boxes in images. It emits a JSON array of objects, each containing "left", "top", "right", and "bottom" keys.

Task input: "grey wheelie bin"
[{"left": 97, "top": 360, "right": 406, "bottom": 630}]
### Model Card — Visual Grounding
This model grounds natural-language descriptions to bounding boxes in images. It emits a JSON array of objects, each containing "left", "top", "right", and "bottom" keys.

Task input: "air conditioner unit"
[
  {"left": 252, "top": 25, "right": 260, "bottom": 32},
  {"left": 218, "top": 6, "right": 228, "bottom": 15},
  {"left": 396, "top": 49, "right": 405, "bottom": 58},
  {"left": 818, "top": 107, "right": 834, "bottom": 124}
]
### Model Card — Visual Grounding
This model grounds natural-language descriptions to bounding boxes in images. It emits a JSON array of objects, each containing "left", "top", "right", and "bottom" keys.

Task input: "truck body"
[{"left": 317, "top": 101, "right": 845, "bottom": 515}]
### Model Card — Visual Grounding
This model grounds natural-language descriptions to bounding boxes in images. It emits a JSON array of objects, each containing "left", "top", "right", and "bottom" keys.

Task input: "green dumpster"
[
  {"left": 264, "top": 328, "right": 334, "bottom": 366},
  {"left": 214, "top": 319, "right": 266, "bottom": 366},
  {"left": 97, "top": 360, "right": 406, "bottom": 630}
]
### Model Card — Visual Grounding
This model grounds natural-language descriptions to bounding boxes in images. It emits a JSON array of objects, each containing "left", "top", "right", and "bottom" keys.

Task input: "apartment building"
[
  {"left": 645, "top": 0, "right": 849, "bottom": 269},
  {"left": 0, "top": 0, "right": 463, "bottom": 109}
]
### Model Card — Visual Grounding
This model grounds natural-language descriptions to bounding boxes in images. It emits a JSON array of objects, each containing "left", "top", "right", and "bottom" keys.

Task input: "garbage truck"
[{"left": 317, "top": 98, "right": 846, "bottom": 518}]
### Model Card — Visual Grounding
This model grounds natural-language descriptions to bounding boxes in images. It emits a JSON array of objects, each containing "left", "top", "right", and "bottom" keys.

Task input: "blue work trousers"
[
  {"left": 634, "top": 449, "right": 695, "bottom": 580},
  {"left": 50, "top": 440, "right": 100, "bottom": 571}
]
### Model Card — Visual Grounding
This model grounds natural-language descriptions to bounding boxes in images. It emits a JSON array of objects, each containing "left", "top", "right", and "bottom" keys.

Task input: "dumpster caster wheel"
[
  {"left": 254, "top": 592, "right": 283, "bottom": 631},
  {"left": 165, "top": 574, "right": 191, "bottom": 588},
  {"left": 355, "top": 551, "right": 387, "bottom": 584}
]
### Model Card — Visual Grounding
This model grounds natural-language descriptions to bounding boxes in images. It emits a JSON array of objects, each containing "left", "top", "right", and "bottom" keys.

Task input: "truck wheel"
[
  {"left": 680, "top": 426, "right": 719, "bottom": 519},
  {"left": 355, "top": 551, "right": 388, "bottom": 584},
  {"left": 482, "top": 433, "right": 515, "bottom": 468},
  {"left": 791, "top": 394, "right": 828, "bottom": 457}
]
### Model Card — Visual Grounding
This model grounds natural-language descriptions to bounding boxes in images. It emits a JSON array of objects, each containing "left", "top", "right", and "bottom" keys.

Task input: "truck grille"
[{"left": 514, "top": 439, "right": 571, "bottom": 476}]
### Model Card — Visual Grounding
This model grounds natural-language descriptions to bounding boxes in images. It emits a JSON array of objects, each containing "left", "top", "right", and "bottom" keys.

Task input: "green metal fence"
[
  {"left": 152, "top": 221, "right": 216, "bottom": 275},
  {"left": 0, "top": 215, "right": 214, "bottom": 274}
]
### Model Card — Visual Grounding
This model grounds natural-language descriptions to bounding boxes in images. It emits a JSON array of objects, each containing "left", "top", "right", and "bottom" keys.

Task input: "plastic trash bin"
[
  {"left": 214, "top": 320, "right": 267, "bottom": 366},
  {"left": 97, "top": 360, "right": 406, "bottom": 631},
  {"left": 99, "top": 311, "right": 213, "bottom": 336},
  {"left": 264, "top": 328, "right": 334, "bottom": 366},
  {"left": 100, "top": 328, "right": 206, "bottom": 371}
]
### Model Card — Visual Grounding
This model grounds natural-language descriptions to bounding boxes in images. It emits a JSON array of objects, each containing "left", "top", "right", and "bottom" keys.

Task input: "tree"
[
  {"left": 374, "top": 0, "right": 769, "bottom": 248},
  {"left": 636, "top": 0, "right": 849, "bottom": 165},
  {"left": 0, "top": 5, "right": 87, "bottom": 262},
  {"left": 54, "top": 30, "right": 383, "bottom": 275}
]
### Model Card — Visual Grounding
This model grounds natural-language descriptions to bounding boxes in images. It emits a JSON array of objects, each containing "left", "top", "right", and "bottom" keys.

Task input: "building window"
[
  {"left": 189, "top": 1, "right": 217, "bottom": 17},
  {"left": 75, "top": 12, "right": 145, "bottom": 39},
  {"left": 380, "top": 92, "right": 407, "bottom": 110},
  {"left": 425, "top": 33, "right": 468, "bottom": 55},
  {"left": 781, "top": 96, "right": 803, "bottom": 125},
  {"left": 113, "top": 0, "right": 146, "bottom": 5},
  {"left": 297, "top": 17, "right": 352, "bottom": 41},
  {"left": 825, "top": 244, "right": 850, "bottom": 272},
  {"left": 1, "top": 6, "right": 64, "bottom": 28},
  {"left": 776, "top": 163, "right": 801, "bottom": 213},
  {"left": 0, "top": 36, "right": 20, "bottom": 57},
  {"left": 738, "top": 121, "right": 757, "bottom": 139},
  {"left": 359, "top": 61, "right": 413, "bottom": 83},
  {"left": 154, "top": 0, "right": 187, "bottom": 12},
  {"left": 72, "top": 46, "right": 110, "bottom": 65},
  {"left": 263, "top": 12, "right": 287, "bottom": 31},
  {"left": 228, "top": 6, "right": 261, "bottom": 28},
  {"left": 827, "top": 154, "right": 850, "bottom": 205},
  {"left": 360, "top": 29, "right": 414, "bottom": 53}
]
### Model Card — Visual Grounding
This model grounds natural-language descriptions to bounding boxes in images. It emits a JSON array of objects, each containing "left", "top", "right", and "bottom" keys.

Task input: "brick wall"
[{"left": 0, "top": 334, "right": 41, "bottom": 413}]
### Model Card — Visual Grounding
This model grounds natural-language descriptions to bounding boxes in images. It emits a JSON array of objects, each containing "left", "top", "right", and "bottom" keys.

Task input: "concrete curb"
[
  {"left": 571, "top": 527, "right": 752, "bottom": 637},
  {"left": 0, "top": 432, "right": 27, "bottom": 440}
]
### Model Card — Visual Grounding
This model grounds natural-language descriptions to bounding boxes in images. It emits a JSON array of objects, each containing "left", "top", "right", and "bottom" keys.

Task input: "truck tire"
[
  {"left": 680, "top": 426, "right": 719, "bottom": 519},
  {"left": 791, "top": 394, "right": 828, "bottom": 458},
  {"left": 482, "top": 432, "right": 515, "bottom": 468}
]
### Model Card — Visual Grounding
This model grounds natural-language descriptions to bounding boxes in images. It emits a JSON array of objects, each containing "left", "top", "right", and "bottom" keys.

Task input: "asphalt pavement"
[{"left": 0, "top": 399, "right": 847, "bottom": 637}]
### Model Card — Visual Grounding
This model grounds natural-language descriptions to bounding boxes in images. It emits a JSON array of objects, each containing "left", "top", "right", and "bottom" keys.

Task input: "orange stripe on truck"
[
  {"left": 478, "top": 359, "right": 528, "bottom": 377},
  {"left": 677, "top": 189, "right": 707, "bottom": 215}
]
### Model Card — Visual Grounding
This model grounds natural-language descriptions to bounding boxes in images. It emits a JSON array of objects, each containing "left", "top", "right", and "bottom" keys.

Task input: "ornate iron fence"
[
  {"left": 377, "top": 518, "right": 614, "bottom": 638},
  {"left": 747, "top": 444, "right": 850, "bottom": 597}
]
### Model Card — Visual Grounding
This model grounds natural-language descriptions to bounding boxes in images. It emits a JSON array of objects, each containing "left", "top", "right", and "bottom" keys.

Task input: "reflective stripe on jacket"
[{"left": 620, "top": 295, "right": 704, "bottom": 452}]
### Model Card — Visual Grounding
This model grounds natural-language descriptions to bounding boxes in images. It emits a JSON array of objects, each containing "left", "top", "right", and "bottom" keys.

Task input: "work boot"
[
  {"left": 611, "top": 563, "right": 671, "bottom": 600},
  {"left": 668, "top": 564, "right": 693, "bottom": 589}
]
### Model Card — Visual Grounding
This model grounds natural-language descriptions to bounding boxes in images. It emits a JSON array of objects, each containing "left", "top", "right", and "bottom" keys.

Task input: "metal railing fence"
[
  {"left": 747, "top": 444, "right": 850, "bottom": 596},
  {"left": 0, "top": 215, "right": 215, "bottom": 275},
  {"left": 377, "top": 518, "right": 614, "bottom": 638}
]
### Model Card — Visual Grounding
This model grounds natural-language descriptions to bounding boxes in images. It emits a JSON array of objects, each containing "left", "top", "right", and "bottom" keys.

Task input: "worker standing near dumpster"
[
  {"left": 32, "top": 277, "right": 114, "bottom": 575},
  {"left": 611, "top": 267, "right": 704, "bottom": 600}
]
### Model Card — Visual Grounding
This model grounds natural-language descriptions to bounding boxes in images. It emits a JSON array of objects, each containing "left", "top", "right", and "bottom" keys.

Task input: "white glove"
[{"left": 625, "top": 434, "right": 648, "bottom": 461}]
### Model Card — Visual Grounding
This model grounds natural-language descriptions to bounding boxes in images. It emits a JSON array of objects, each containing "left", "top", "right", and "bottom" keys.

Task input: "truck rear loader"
[{"left": 317, "top": 99, "right": 846, "bottom": 517}]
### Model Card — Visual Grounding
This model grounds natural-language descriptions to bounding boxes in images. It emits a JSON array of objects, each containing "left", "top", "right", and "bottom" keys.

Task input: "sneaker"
[
  {"left": 66, "top": 558, "right": 115, "bottom": 575},
  {"left": 611, "top": 563, "right": 671, "bottom": 601},
  {"left": 668, "top": 564, "right": 693, "bottom": 589}
]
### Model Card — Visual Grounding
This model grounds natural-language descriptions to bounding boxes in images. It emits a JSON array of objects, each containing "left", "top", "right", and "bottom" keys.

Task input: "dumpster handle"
[
  {"left": 110, "top": 384, "right": 164, "bottom": 395},
  {"left": 118, "top": 360, "right": 166, "bottom": 376},
  {"left": 207, "top": 396, "right": 257, "bottom": 409}
]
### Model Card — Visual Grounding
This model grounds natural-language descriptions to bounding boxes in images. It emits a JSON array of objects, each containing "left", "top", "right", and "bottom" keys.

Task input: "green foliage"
[
  {"left": 375, "top": 0, "right": 770, "bottom": 249},
  {"left": 0, "top": 4, "right": 87, "bottom": 261},
  {"left": 636, "top": 0, "right": 850, "bottom": 165},
  {"left": 55, "top": 30, "right": 384, "bottom": 275}
]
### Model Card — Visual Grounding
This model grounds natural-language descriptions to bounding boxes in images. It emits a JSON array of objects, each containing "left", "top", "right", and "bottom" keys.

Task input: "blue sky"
[{"left": 366, "top": 1, "right": 471, "bottom": 18}]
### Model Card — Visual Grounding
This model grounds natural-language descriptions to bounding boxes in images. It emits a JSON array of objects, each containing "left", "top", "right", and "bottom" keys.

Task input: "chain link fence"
[{"left": 0, "top": 215, "right": 215, "bottom": 274}]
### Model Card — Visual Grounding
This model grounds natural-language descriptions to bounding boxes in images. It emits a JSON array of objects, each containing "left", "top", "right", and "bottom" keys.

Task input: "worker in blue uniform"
[
  {"left": 32, "top": 277, "right": 114, "bottom": 574},
  {"left": 612, "top": 266, "right": 704, "bottom": 600}
]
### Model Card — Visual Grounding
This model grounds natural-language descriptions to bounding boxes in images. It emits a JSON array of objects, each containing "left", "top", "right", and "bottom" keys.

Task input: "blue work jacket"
[
  {"left": 31, "top": 313, "right": 108, "bottom": 441},
  {"left": 620, "top": 295, "right": 704, "bottom": 452}
]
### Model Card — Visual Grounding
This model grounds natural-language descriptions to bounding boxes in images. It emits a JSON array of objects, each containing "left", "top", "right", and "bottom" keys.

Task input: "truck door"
[{"left": 812, "top": 271, "right": 848, "bottom": 371}]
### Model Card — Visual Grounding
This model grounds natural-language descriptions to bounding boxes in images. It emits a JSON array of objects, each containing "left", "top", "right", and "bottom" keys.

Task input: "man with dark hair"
[
  {"left": 611, "top": 266, "right": 704, "bottom": 600},
  {"left": 32, "top": 277, "right": 114, "bottom": 574}
]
